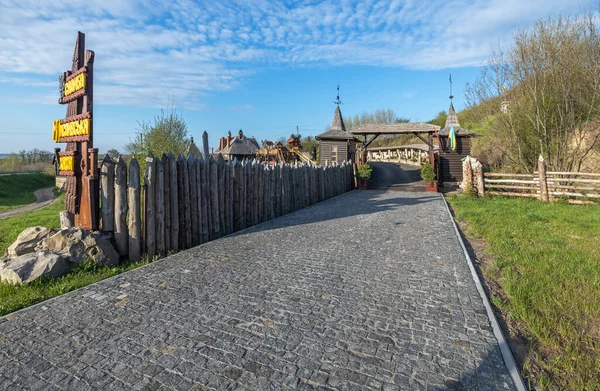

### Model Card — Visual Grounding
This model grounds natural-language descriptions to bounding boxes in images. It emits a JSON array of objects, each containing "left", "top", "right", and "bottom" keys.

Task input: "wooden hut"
[
  {"left": 216, "top": 129, "right": 259, "bottom": 161},
  {"left": 316, "top": 106, "right": 358, "bottom": 166},
  {"left": 438, "top": 103, "right": 476, "bottom": 183}
]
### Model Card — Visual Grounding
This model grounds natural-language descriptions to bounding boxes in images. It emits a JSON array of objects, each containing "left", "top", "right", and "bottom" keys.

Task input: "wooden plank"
[
  {"left": 488, "top": 191, "right": 539, "bottom": 198},
  {"left": 484, "top": 173, "right": 535, "bottom": 178},
  {"left": 486, "top": 185, "right": 537, "bottom": 191},
  {"left": 484, "top": 179, "right": 539, "bottom": 184},
  {"left": 188, "top": 155, "right": 199, "bottom": 246},
  {"left": 168, "top": 153, "right": 179, "bottom": 252},
  {"left": 145, "top": 153, "right": 156, "bottom": 259},
  {"left": 155, "top": 157, "right": 165, "bottom": 256},
  {"left": 549, "top": 191, "right": 600, "bottom": 198},
  {"left": 100, "top": 155, "right": 115, "bottom": 232},
  {"left": 547, "top": 184, "right": 599, "bottom": 191},
  {"left": 114, "top": 156, "right": 128, "bottom": 257},
  {"left": 162, "top": 154, "right": 171, "bottom": 253},
  {"left": 541, "top": 171, "right": 600, "bottom": 177},
  {"left": 127, "top": 158, "right": 141, "bottom": 261}
]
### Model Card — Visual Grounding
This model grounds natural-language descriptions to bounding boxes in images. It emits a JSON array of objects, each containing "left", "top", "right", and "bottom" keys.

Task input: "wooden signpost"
[{"left": 54, "top": 32, "right": 99, "bottom": 230}]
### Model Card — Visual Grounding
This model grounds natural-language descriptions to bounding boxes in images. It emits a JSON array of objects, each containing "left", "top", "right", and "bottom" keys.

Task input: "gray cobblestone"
[{"left": 0, "top": 191, "right": 516, "bottom": 390}]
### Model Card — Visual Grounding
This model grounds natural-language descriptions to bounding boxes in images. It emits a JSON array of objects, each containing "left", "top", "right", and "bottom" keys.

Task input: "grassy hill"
[{"left": 0, "top": 173, "right": 56, "bottom": 213}]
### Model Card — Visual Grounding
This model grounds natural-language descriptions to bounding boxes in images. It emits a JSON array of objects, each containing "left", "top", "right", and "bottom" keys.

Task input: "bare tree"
[{"left": 466, "top": 12, "right": 600, "bottom": 172}]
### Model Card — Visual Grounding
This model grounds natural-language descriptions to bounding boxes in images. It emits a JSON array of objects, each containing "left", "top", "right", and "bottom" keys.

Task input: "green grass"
[
  {"left": 0, "top": 194, "right": 151, "bottom": 316},
  {"left": 0, "top": 173, "right": 56, "bottom": 212},
  {"left": 0, "top": 258, "right": 150, "bottom": 317},
  {"left": 0, "top": 194, "right": 64, "bottom": 254},
  {"left": 447, "top": 195, "right": 600, "bottom": 390}
]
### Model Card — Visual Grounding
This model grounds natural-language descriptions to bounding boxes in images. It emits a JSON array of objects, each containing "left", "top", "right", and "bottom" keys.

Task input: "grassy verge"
[
  {"left": 0, "top": 195, "right": 151, "bottom": 316},
  {"left": 0, "top": 173, "right": 56, "bottom": 212},
  {"left": 0, "top": 194, "right": 64, "bottom": 253},
  {"left": 446, "top": 195, "right": 600, "bottom": 390}
]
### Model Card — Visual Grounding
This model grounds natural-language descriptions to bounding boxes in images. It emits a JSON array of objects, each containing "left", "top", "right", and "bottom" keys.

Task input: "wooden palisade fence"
[
  {"left": 461, "top": 155, "right": 600, "bottom": 203},
  {"left": 100, "top": 153, "right": 355, "bottom": 260}
]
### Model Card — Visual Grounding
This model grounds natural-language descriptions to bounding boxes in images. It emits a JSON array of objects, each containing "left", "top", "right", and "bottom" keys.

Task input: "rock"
[
  {"left": 40, "top": 228, "right": 119, "bottom": 265},
  {"left": 0, "top": 251, "right": 73, "bottom": 285},
  {"left": 7, "top": 226, "right": 54, "bottom": 258}
]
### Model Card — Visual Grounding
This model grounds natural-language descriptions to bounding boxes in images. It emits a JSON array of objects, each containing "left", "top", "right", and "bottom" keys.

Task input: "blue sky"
[{"left": 0, "top": 0, "right": 593, "bottom": 154}]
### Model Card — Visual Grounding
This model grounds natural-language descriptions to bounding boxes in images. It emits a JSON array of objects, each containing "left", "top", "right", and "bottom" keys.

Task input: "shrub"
[
  {"left": 356, "top": 163, "right": 372, "bottom": 179},
  {"left": 420, "top": 162, "right": 436, "bottom": 182}
]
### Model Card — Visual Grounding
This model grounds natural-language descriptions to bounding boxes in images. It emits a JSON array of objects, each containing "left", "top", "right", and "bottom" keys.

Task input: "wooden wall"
[
  {"left": 318, "top": 140, "right": 356, "bottom": 166},
  {"left": 440, "top": 137, "right": 471, "bottom": 183},
  {"left": 99, "top": 155, "right": 355, "bottom": 261}
]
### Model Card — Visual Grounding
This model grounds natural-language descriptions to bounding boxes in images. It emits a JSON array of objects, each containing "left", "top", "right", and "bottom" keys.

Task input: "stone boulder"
[
  {"left": 7, "top": 226, "right": 54, "bottom": 258},
  {"left": 39, "top": 228, "right": 119, "bottom": 266},
  {"left": 0, "top": 251, "right": 73, "bottom": 285}
]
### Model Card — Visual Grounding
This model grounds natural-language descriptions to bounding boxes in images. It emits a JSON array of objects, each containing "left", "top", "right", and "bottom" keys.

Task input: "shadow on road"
[{"left": 368, "top": 162, "right": 424, "bottom": 190}]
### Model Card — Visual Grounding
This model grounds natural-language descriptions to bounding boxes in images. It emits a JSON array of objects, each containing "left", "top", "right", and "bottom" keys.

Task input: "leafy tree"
[
  {"left": 125, "top": 109, "right": 191, "bottom": 164},
  {"left": 466, "top": 12, "right": 600, "bottom": 172},
  {"left": 428, "top": 111, "right": 447, "bottom": 129}
]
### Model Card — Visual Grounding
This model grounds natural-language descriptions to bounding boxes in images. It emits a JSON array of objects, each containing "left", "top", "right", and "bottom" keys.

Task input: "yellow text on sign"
[
  {"left": 64, "top": 73, "right": 86, "bottom": 96},
  {"left": 59, "top": 156, "right": 74, "bottom": 172},
  {"left": 52, "top": 118, "right": 90, "bottom": 142}
]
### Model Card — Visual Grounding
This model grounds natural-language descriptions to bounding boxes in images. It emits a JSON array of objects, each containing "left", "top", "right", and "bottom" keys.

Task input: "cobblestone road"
[{"left": 0, "top": 191, "right": 516, "bottom": 390}]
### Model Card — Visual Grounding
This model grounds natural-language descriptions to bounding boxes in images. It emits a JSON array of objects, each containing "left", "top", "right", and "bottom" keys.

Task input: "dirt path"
[{"left": 0, "top": 187, "right": 58, "bottom": 220}]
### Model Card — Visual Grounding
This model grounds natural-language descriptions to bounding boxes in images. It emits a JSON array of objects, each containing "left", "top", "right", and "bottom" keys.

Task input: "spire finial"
[
  {"left": 334, "top": 85, "right": 342, "bottom": 106},
  {"left": 449, "top": 74, "right": 453, "bottom": 102}
]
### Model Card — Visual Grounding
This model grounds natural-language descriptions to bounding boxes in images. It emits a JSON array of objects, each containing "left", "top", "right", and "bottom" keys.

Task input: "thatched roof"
[{"left": 227, "top": 137, "right": 258, "bottom": 156}]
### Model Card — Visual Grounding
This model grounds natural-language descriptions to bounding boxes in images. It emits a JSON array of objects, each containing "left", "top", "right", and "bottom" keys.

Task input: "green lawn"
[
  {"left": 0, "top": 195, "right": 150, "bottom": 316},
  {"left": 447, "top": 195, "right": 600, "bottom": 390},
  {"left": 0, "top": 173, "right": 56, "bottom": 212}
]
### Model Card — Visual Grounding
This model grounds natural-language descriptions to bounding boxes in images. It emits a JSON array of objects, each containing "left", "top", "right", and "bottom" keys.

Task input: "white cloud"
[{"left": 0, "top": 0, "right": 593, "bottom": 108}]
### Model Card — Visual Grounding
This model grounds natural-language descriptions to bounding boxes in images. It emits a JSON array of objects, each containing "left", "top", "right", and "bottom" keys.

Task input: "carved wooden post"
[
  {"left": 114, "top": 156, "right": 128, "bottom": 256},
  {"left": 145, "top": 153, "right": 156, "bottom": 259},
  {"left": 461, "top": 156, "right": 473, "bottom": 192},
  {"left": 155, "top": 157, "right": 165, "bottom": 257},
  {"left": 538, "top": 155, "right": 549, "bottom": 202},
  {"left": 473, "top": 161, "right": 485, "bottom": 198},
  {"left": 100, "top": 155, "right": 115, "bottom": 232},
  {"left": 127, "top": 158, "right": 141, "bottom": 261}
]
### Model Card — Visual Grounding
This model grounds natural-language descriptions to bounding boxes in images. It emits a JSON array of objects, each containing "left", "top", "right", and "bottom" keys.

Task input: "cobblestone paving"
[{"left": 0, "top": 191, "right": 516, "bottom": 390}]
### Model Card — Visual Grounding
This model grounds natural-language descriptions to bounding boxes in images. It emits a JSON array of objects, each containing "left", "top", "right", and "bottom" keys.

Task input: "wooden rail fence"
[
  {"left": 99, "top": 154, "right": 355, "bottom": 260},
  {"left": 461, "top": 155, "right": 600, "bottom": 203}
]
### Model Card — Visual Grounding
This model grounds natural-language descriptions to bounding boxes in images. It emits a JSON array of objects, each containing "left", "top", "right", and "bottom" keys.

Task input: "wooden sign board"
[{"left": 53, "top": 32, "right": 99, "bottom": 230}]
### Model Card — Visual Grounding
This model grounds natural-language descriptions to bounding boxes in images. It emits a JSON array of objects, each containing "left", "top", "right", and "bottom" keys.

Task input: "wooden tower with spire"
[
  {"left": 438, "top": 75, "right": 477, "bottom": 184},
  {"left": 315, "top": 86, "right": 359, "bottom": 166}
]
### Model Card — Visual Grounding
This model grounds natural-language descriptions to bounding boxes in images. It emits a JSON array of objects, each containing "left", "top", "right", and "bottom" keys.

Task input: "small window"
[{"left": 330, "top": 145, "right": 338, "bottom": 163}]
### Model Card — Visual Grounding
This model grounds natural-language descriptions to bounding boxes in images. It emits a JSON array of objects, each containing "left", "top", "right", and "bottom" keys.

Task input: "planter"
[
  {"left": 425, "top": 181, "right": 438, "bottom": 192},
  {"left": 358, "top": 178, "right": 369, "bottom": 189}
]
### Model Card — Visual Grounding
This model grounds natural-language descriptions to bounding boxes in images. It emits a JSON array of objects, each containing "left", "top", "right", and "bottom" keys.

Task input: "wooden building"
[
  {"left": 216, "top": 130, "right": 259, "bottom": 161},
  {"left": 316, "top": 106, "right": 358, "bottom": 166},
  {"left": 438, "top": 103, "right": 476, "bottom": 183}
]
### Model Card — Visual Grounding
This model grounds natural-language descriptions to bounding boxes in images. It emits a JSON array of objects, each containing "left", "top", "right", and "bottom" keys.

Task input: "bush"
[
  {"left": 420, "top": 162, "right": 436, "bottom": 181},
  {"left": 356, "top": 163, "right": 372, "bottom": 179}
]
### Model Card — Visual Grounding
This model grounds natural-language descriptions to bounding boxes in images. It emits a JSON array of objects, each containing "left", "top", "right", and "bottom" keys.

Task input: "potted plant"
[
  {"left": 420, "top": 162, "right": 438, "bottom": 192},
  {"left": 356, "top": 163, "right": 372, "bottom": 189}
]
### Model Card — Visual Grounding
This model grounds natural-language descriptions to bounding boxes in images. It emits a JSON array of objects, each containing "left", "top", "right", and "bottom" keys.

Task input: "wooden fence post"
[
  {"left": 216, "top": 154, "right": 225, "bottom": 236},
  {"left": 473, "top": 161, "right": 485, "bottom": 197},
  {"left": 156, "top": 158, "right": 166, "bottom": 256},
  {"left": 210, "top": 157, "right": 219, "bottom": 238},
  {"left": 162, "top": 154, "right": 171, "bottom": 253},
  {"left": 195, "top": 157, "right": 204, "bottom": 243},
  {"left": 114, "top": 156, "right": 128, "bottom": 257},
  {"left": 145, "top": 153, "right": 156, "bottom": 259},
  {"left": 127, "top": 158, "right": 141, "bottom": 261},
  {"left": 188, "top": 155, "right": 199, "bottom": 246},
  {"left": 538, "top": 155, "right": 549, "bottom": 202},
  {"left": 199, "top": 156, "right": 210, "bottom": 243},
  {"left": 240, "top": 160, "right": 247, "bottom": 230},
  {"left": 182, "top": 154, "right": 192, "bottom": 248},
  {"left": 168, "top": 153, "right": 179, "bottom": 252},
  {"left": 100, "top": 155, "right": 115, "bottom": 232},
  {"left": 177, "top": 155, "right": 186, "bottom": 250},
  {"left": 461, "top": 156, "right": 473, "bottom": 192}
]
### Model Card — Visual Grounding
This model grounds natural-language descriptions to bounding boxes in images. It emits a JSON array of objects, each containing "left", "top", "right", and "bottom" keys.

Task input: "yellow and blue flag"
[{"left": 449, "top": 124, "right": 456, "bottom": 151}]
